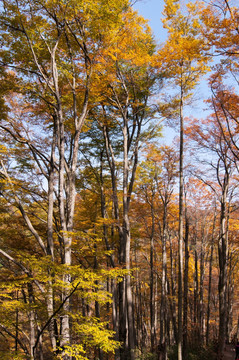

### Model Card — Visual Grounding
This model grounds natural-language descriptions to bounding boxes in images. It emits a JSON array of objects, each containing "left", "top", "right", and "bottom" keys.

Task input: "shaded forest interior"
[{"left": 0, "top": 0, "right": 238, "bottom": 359}]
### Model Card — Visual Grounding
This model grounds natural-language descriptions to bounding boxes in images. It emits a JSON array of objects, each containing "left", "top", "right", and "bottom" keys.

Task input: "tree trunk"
[
  {"left": 150, "top": 203, "right": 156, "bottom": 353},
  {"left": 178, "top": 89, "right": 184, "bottom": 360},
  {"left": 28, "top": 283, "right": 35, "bottom": 360},
  {"left": 194, "top": 238, "right": 199, "bottom": 343},
  {"left": 199, "top": 230, "right": 205, "bottom": 344},
  {"left": 122, "top": 115, "right": 135, "bottom": 360},
  {"left": 46, "top": 129, "right": 58, "bottom": 352},
  {"left": 227, "top": 252, "right": 233, "bottom": 342},
  {"left": 206, "top": 206, "right": 216, "bottom": 346},
  {"left": 183, "top": 216, "right": 189, "bottom": 359},
  {"left": 159, "top": 203, "right": 168, "bottom": 360},
  {"left": 169, "top": 234, "right": 178, "bottom": 344},
  {"left": 218, "top": 174, "right": 229, "bottom": 359}
]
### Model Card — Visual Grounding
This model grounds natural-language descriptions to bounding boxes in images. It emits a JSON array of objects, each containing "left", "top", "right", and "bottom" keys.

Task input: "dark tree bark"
[{"left": 183, "top": 216, "right": 189, "bottom": 359}]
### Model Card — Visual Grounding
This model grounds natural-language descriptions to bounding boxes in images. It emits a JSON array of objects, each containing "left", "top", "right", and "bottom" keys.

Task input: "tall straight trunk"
[
  {"left": 199, "top": 231, "right": 205, "bottom": 344},
  {"left": 100, "top": 153, "right": 115, "bottom": 269},
  {"left": 194, "top": 239, "right": 199, "bottom": 342},
  {"left": 94, "top": 244, "right": 103, "bottom": 360},
  {"left": 111, "top": 211, "right": 120, "bottom": 360},
  {"left": 150, "top": 203, "right": 156, "bottom": 353},
  {"left": 206, "top": 241, "right": 214, "bottom": 345},
  {"left": 183, "top": 216, "right": 189, "bottom": 359},
  {"left": 225, "top": 200, "right": 231, "bottom": 342},
  {"left": 134, "top": 244, "right": 139, "bottom": 347},
  {"left": 123, "top": 117, "right": 135, "bottom": 360},
  {"left": 169, "top": 234, "right": 178, "bottom": 344},
  {"left": 36, "top": 324, "right": 44, "bottom": 360},
  {"left": 159, "top": 204, "right": 168, "bottom": 360},
  {"left": 52, "top": 46, "right": 72, "bottom": 352},
  {"left": 99, "top": 150, "right": 119, "bottom": 358},
  {"left": 46, "top": 128, "right": 58, "bottom": 352},
  {"left": 118, "top": 179, "right": 126, "bottom": 359},
  {"left": 150, "top": 233, "right": 156, "bottom": 352},
  {"left": 178, "top": 89, "right": 184, "bottom": 360},
  {"left": 28, "top": 283, "right": 35, "bottom": 360},
  {"left": 227, "top": 252, "right": 233, "bottom": 341},
  {"left": 58, "top": 105, "right": 71, "bottom": 351},
  {"left": 206, "top": 207, "right": 216, "bottom": 346},
  {"left": 138, "top": 275, "right": 143, "bottom": 351},
  {"left": 103, "top": 123, "right": 126, "bottom": 359},
  {"left": 112, "top": 279, "right": 119, "bottom": 360},
  {"left": 15, "top": 291, "right": 19, "bottom": 353},
  {"left": 218, "top": 175, "right": 229, "bottom": 359},
  {"left": 155, "top": 274, "right": 158, "bottom": 343}
]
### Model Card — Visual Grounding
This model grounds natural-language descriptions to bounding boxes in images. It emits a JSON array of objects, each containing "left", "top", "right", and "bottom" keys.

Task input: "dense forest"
[{"left": 0, "top": 0, "right": 238, "bottom": 359}]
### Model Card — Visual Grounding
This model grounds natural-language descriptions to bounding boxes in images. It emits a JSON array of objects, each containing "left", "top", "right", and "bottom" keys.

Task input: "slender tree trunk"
[
  {"left": 28, "top": 283, "right": 35, "bottom": 360},
  {"left": 218, "top": 175, "right": 229, "bottom": 359},
  {"left": 178, "top": 88, "right": 184, "bottom": 360},
  {"left": 46, "top": 128, "right": 58, "bottom": 352},
  {"left": 52, "top": 49, "right": 72, "bottom": 353},
  {"left": 15, "top": 291, "right": 19, "bottom": 353},
  {"left": 124, "top": 114, "right": 136, "bottom": 359},
  {"left": 103, "top": 123, "right": 126, "bottom": 359},
  {"left": 121, "top": 114, "right": 135, "bottom": 360},
  {"left": 206, "top": 207, "right": 216, "bottom": 346},
  {"left": 134, "top": 243, "right": 139, "bottom": 348},
  {"left": 94, "top": 243, "right": 103, "bottom": 360},
  {"left": 169, "top": 234, "right": 178, "bottom": 344},
  {"left": 99, "top": 150, "right": 120, "bottom": 359},
  {"left": 138, "top": 275, "right": 143, "bottom": 351},
  {"left": 227, "top": 252, "right": 233, "bottom": 342},
  {"left": 36, "top": 325, "right": 44, "bottom": 360},
  {"left": 194, "top": 237, "right": 199, "bottom": 343},
  {"left": 58, "top": 115, "right": 72, "bottom": 353},
  {"left": 183, "top": 216, "right": 189, "bottom": 359},
  {"left": 159, "top": 203, "right": 168, "bottom": 360},
  {"left": 199, "top": 231, "right": 205, "bottom": 344},
  {"left": 150, "top": 202, "right": 156, "bottom": 353}
]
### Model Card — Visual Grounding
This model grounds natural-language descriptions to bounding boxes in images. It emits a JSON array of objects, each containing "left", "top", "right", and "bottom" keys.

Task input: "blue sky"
[
  {"left": 133, "top": 0, "right": 167, "bottom": 43},
  {"left": 133, "top": 0, "right": 211, "bottom": 144},
  {"left": 133, "top": 0, "right": 178, "bottom": 143}
]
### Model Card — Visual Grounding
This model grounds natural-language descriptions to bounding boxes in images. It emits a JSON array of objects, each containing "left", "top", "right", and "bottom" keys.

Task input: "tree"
[
  {"left": 158, "top": 1, "right": 210, "bottom": 358},
  {"left": 199, "top": 2, "right": 239, "bottom": 355},
  {"left": 186, "top": 102, "right": 239, "bottom": 358},
  {"left": 0, "top": 0, "right": 131, "bottom": 358},
  {"left": 134, "top": 144, "right": 178, "bottom": 357},
  {"left": 92, "top": 13, "right": 161, "bottom": 358}
]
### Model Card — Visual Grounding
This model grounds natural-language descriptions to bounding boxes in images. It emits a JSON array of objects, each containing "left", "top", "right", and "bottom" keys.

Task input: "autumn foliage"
[{"left": 0, "top": 0, "right": 238, "bottom": 360}]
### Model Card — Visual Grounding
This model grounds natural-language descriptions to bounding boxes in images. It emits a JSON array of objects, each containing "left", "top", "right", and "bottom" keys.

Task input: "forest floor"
[{"left": 223, "top": 344, "right": 236, "bottom": 359}]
